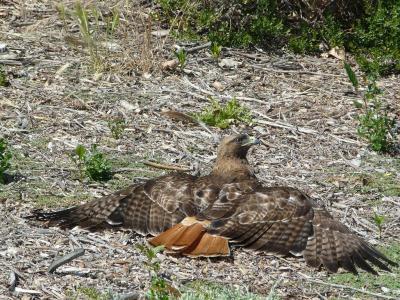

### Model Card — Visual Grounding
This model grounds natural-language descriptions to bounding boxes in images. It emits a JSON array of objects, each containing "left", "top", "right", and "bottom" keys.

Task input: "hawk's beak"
[{"left": 242, "top": 136, "right": 260, "bottom": 147}]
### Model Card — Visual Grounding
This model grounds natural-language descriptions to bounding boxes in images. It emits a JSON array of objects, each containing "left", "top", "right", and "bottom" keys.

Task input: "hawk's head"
[{"left": 217, "top": 134, "right": 260, "bottom": 159}]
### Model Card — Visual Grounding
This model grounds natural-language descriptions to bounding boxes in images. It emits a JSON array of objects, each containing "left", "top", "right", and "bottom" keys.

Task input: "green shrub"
[
  {"left": 196, "top": 98, "right": 252, "bottom": 129},
  {"left": 288, "top": 24, "right": 319, "bottom": 54},
  {"left": 71, "top": 144, "right": 112, "bottom": 182},
  {"left": 157, "top": 0, "right": 400, "bottom": 76},
  {"left": 351, "top": 1, "right": 400, "bottom": 76}
]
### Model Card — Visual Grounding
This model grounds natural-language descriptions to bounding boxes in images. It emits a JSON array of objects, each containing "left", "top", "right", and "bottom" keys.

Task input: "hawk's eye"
[{"left": 234, "top": 135, "right": 247, "bottom": 143}]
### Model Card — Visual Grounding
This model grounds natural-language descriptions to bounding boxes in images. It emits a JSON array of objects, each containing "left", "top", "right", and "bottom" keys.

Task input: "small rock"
[
  {"left": 326, "top": 118, "right": 336, "bottom": 126},
  {"left": 162, "top": 59, "right": 179, "bottom": 70},
  {"left": 119, "top": 100, "right": 139, "bottom": 111},
  {"left": 142, "top": 72, "right": 151, "bottom": 79},
  {"left": 212, "top": 81, "right": 224, "bottom": 91},
  {"left": 327, "top": 46, "right": 346, "bottom": 60},
  {"left": 101, "top": 41, "right": 121, "bottom": 52},
  {"left": 349, "top": 157, "right": 362, "bottom": 168},
  {"left": 0, "top": 42, "right": 7, "bottom": 53},
  {"left": 381, "top": 286, "right": 390, "bottom": 293},
  {"left": 151, "top": 29, "right": 169, "bottom": 37},
  {"left": 218, "top": 58, "right": 241, "bottom": 68}
]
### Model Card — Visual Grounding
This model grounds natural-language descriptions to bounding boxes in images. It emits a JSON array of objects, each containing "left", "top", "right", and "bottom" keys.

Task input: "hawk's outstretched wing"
[
  {"left": 204, "top": 186, "right": 397, "bottom": 275},
  {"left": 31, "top": 172, "right": 196, "bottom": 234}
]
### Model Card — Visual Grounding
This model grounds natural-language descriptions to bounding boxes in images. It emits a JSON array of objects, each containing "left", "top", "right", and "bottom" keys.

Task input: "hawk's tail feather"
[
  {"left": 27, "top": 207, "right": 84, "bottom": 229},
  {"left": 149, "top": 217, "right": 230, "bottom": 257},
  {"left": 149, "top": 222, "right": 205, "bottom": 250},
  {"left": 183, "top": 233, "right": 230, "bottom": 257}
]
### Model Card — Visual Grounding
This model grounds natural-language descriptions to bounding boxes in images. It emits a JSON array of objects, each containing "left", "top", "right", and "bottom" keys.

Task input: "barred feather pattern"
[{"left": 208, "top": 186, "right": 397, "bottom": 274}]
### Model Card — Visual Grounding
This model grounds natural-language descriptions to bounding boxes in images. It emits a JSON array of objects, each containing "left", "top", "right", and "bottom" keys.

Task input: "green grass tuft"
[
  {"left": 0, "top": 65, "right": 10, "bottom": 87},
  {"left": 0, "top": 138, "right": 12, "bottom": 184},
  {"left": 181, "top": 280, "right": 274, "bottom": 300},
  {"left": 68, "top": 286, "right": 111, "bottom": 300}
]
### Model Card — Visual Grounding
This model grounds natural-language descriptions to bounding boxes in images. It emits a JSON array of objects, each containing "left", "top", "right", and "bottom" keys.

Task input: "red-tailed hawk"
[{"left": 30, "top": 134, "right": 397, "bottom": 275}]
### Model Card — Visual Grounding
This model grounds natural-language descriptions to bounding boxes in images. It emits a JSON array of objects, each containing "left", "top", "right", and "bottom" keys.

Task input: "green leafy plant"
[
  {"left": 196, "top": 98, "right": 252, "bottom": 129},
  {"left": 357, "top": 79, "right": 395, "bottom": 153},
  {"left": 210, "top": 42, "right": 222, "bottom": 60},
  {"left": 0, "top": 138, "right": 12, "bottom": 184},
  {"left": 137, "top": 244, "right": 179, "bottom": 300},
  {"left": 85, "top": 145, "right": 112, "bottom": 181},
  {"left": 344, "top": 64, "right": 396, "bottom": 152},
  {"left": 357, "top": 100, "right": 395, "bottom": 152},
  {"left": 174, "top": 48, "right": 187, "bottom": 70},
  {"left": 71, "top": 144, "right": 112, "bottom": 182},
  {"left": 0, "top": 66, "right": 10, "bottom": 87},
  {"left": 107, "top": 118, "right": 126, "bottom": 139},
  {"left": 373, "top": 212, "right": 385, "bottom": 239}
]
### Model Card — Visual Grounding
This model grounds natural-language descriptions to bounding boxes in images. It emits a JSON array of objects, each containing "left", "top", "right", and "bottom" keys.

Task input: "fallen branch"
[
  {"left": 256, "top": 119, "right": 318, "bottom": 135},
  {"left": 144, "top": 161, "right": 192, "bottom": 172},
  {"left": 47, "top": 248, "right": 85, "bottom": 273},
  {"left": 185, "top": 42, "right": 211, "bottom": 53}
]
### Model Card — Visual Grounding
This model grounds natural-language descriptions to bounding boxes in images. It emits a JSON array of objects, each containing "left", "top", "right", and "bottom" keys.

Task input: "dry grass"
[{"left": 0, "top": 1, "right": 399, "bottom": 299}]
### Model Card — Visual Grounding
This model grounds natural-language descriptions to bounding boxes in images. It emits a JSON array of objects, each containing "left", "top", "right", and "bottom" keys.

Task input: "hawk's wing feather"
[
  {"left": 30, "top": 173, "right": 196, "bottom": 234},
  {"left": 207, "top": 186, "right": 397, "bottom": 274}
]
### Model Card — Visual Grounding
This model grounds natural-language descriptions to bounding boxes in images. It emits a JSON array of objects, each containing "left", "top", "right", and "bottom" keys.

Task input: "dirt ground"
[{"left": 0, "top": 1, "right": 399, "bottom": 299}]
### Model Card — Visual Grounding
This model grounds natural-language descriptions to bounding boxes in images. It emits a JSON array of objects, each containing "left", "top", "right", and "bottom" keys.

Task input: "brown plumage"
[{"left": 29, "top": 134, "right": 397, "bottom": 275}]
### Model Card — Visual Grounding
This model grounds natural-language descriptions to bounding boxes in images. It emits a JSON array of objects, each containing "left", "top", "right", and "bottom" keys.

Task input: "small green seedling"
[
  {"left": 174, "top": 48, "right": 187, "bottom": 70},
  {"left": 107, "top": 118, "right": 126, "bottom": 139},
  {"left": 0, "top": 66, "right": 10, "bottom": 87},
  {"left": 71, "top": 144, "right": 87, "bottom": 181},
  {"left": 373, "top": 212, "right": 385, "bottom": 239},
  {"left": 85, "top": 145, "right": 112, "bottom": 182},
  {"left": 137, "top": 244, "right": 179, "bottom": 300},
  {"left": 344, "top": 62, "right": 359, "bottom": 91},
  {"left": 0, "top": 138, "right": 12, "bottom": 184},
  {"left": 357, "top": 80, "right": 395, "bottom": 153},
  {"left": 210, "top": 42, "right": 222, "bottom": 60}
]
